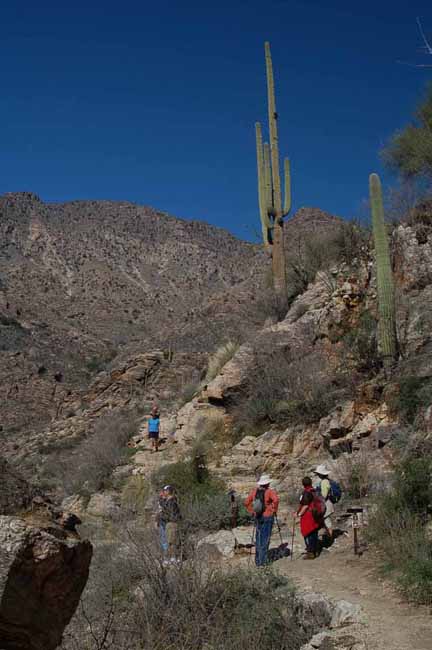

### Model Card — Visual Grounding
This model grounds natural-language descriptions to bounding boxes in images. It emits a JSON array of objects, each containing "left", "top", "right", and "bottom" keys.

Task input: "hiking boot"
[{"left": 303, "top": 552, "right": 316, "bottom": 560}]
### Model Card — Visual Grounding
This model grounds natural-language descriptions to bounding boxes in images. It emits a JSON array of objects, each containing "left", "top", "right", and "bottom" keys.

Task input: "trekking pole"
[
  {"left": 290, "top": 517, "right": 296, "bottom": 560},
  {"left": 248, "top": 519, "right": 256, "bottom": 565}
]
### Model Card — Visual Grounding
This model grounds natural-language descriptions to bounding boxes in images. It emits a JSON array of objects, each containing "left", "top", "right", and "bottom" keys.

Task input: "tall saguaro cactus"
[
  {"left": 369, "top": 173, "right": 397, "bottom": 371},
  {"left": 255, "top": 42, "right": 291, "bottom": 300}
]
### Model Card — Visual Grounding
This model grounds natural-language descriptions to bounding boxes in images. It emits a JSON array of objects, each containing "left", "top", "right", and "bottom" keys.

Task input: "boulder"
[
  {"left": 0, "top": 515, "right": 92, "bottom": 650},
  {"left": 86, "top": 492, "right": 121, "bottom": 518},
  {"left": 197, "top": 530, "right": 236, "bottom": 559},
  {"left": 295, "top": 591, "right": 333, "bottom": 638},
  {"left": 319, "top": 402, "right": 355, "bottom": 441},
  {"left": 330, "top": 600, "right": 362, "bottom": 628}
]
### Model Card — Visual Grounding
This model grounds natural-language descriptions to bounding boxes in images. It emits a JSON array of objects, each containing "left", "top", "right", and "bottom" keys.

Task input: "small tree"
[{"left": 382, "top": 84, "right": 432, "bottom": 179}]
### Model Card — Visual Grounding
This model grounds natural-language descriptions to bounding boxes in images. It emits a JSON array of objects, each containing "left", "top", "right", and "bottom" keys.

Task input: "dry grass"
[{"left": 205, "top": 341, "right": 239, "bottom": 383}]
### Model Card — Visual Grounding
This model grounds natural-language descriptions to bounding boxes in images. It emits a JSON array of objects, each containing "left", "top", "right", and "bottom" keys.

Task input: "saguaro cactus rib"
[{"left": 369, "top": 173, "right": 397, "bottom": 370}]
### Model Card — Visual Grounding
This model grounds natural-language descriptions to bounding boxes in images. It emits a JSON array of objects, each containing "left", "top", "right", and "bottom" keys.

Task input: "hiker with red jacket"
[
  {"left": 245, "top": 474, "right": 279, "bottom": 567},
  {"left": 296, "top": 490, "right": 320, "bottom": 559}
]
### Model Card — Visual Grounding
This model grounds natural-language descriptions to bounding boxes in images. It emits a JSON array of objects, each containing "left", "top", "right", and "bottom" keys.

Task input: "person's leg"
[
  {"left": 159, "top": 521, "right": 168, "bottom": 554},
  {"left": 255, "top": 518, "right": 264, "bottom": 566},
  {"left": 155, "top": 434, "right": 159, "bottom": 452},
  {"left": 261, "top": 516, "right": 274, "bottom": 565},
  {"left": 324, "top": 515, "right": 333, "bottom": 539},
  {"left": 309, "top": 530, "right": 319, "bottom": 556},
  {"left": 166, "top": 522, "right": 178, "bottom": 561}
]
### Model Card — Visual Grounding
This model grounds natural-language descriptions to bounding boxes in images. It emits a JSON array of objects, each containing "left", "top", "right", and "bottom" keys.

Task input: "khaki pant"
[{"left": 165, "top": 522, "right": 178, "bottom": 557}]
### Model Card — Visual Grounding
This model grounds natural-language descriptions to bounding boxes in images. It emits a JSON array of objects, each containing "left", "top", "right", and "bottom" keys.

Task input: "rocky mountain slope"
[{"left": 0, "top": 192, "right": 266, "bottom": 436}]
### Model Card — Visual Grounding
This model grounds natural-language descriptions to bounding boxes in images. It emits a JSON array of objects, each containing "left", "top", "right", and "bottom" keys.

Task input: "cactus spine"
[
  {"left": 255, "top": 42, "right": 291, "bottom": 299},
  {"left": 369, "top": 173, "right": 397, "bottom": 370}
]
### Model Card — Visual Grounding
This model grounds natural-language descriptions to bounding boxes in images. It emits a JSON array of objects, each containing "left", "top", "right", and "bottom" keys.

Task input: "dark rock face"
[{"left": 0, "top": 516, "right": 92, "bottom": 650}]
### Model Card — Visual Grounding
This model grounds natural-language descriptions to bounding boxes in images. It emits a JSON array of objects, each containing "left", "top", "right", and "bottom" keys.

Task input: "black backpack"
[{"left": 252, "top": 488, "right": 267, "bottom": 516}]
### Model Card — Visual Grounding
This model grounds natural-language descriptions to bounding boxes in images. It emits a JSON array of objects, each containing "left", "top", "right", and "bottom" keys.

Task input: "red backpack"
[{"left": 310, "top": 491, "right": 326, "bottom": 525}]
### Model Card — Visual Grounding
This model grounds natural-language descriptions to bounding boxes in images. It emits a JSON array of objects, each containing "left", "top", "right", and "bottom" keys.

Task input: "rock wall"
[{"left": 0, "top": 516, "right": 92, "bottom": 650}]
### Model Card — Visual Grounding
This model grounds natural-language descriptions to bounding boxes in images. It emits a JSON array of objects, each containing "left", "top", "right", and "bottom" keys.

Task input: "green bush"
[
  {"left": 369, "top": 447, "right": 432, "bottom": 605},
  {"left": 396, "top": 376, "right": 432, "bottom": 424},
  {"left": 342, "top": 311, "right": 379, "bottom": 374}
]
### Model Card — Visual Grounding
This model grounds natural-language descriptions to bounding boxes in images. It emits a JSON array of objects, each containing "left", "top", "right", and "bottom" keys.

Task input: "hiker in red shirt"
[
  {"left": 295, "top": 489, "right": 320, "bottom": 559},
  {"left": 245, "top": 474, "right": 279, "bottom": 566}
]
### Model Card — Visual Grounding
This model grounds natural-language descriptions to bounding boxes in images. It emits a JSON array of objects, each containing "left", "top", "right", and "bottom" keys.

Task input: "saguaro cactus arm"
[
  {"left": 265, "top": 41, "right": 282, "bottom": 218},
  {"left": 369, "top": 172, "right": 397, "bottom": 369},
  {"left": 283, "top": 157, "right": 291, "bottom": 217},
  {"left": 255, "top": 122, "right": 271, "bottom": 245}
]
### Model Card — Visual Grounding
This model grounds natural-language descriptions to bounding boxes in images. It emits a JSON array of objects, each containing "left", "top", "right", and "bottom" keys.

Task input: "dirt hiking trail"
[{"left": 277, "top": 532, "right": 432, "bottom": 650}]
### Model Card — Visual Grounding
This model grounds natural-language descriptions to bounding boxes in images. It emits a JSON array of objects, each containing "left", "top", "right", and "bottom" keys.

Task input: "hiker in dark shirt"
[{"left": 157, "top": 485, "right": 181, "bottom": 564}]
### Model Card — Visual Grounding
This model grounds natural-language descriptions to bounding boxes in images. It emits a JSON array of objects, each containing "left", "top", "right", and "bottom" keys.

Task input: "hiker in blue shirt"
[{"left": 148, "top": 416, "right": 161, "bottom": 453}]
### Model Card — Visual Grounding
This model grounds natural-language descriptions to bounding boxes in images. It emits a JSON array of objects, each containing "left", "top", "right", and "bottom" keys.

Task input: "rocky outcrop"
[
  {"left": 0, "top": 459, "right": 38, "bottom": 515},
  {"left": 0, "top": 516, "right": 92, "bottom": 650}
]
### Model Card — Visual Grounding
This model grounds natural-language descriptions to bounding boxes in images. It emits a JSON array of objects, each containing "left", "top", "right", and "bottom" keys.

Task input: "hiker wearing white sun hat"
[
  {"left": 244, "top": 474, "right": 279, "bottom": 566},
  {"left": 313, "top": 465, "right": 334, "bottom": 538}
]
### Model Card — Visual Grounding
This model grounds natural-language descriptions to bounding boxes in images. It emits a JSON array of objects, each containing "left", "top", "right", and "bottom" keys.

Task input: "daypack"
[
  {"left": 329, "top": 480, "right": 342, "bottom": 504},
  {"left": 316, "top": 479, "right": 343, "bottom": 504},
  {"left": 252, "top": 488, "right": 267, "bottom": 516},
  {"left": 311, "top": 493, "right": 326, "bottom": 524}
]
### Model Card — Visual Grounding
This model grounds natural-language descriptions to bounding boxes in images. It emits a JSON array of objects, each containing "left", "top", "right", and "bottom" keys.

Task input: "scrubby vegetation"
[
  {"left": 152, "top": 451, "right": 249, "bottom": 532},
  {"left": 233, "top": 334, "right": 350, "bottom": 436},
  {"left": 44, "top": 411, "right": 138, "bottom": 496},
  {"left": 63, "top": 536, "right": 306, "bottom": 650},
  {"left": 369, "top": 433, "right": 432, "bottom": 605},
  {"left": 286, "top": 221, "right": 369, "bottom": 304}
]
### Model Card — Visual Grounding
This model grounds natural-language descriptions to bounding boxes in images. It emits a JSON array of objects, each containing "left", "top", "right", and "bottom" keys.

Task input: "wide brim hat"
[
  {"left": 314, "top": 464, "right": 330, "bottom": 476},
  {"left": 257, "top": 474, "right": 272, "bottom": 486}
]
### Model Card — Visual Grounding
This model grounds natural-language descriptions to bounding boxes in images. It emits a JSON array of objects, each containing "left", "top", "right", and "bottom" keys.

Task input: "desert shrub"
[
  {"left": 86, "top": 349, "right": 117, "bottom": 374},
  {"left": 285, "top": 221, "right": 369, "bottom": 303},
  {"left": 121, "top": 475, "right": 150, "bottom": 515},
  {"left": 63, "top": 534, "right": 305, "bottom": 650},
  {"left": 337, "top": 452, "right": 372, "bottom": 499},
  {"left": 394, "top": 376, "right": 432, "bottom": 425},
  {"left": 205, "top": 341, "right": 239, "bottom": 383},
  {"left": 49, "top": 411, "right": 138, "bottom": 496},
  {"left": 341, "top": 311, "right": 380, "bottom": 374},
  {"left": 152, "top": 455, "right": 223, "bottom": 502},
  {"left": 190, "top": 414, "right": 233, "bottom": 462},
  {"left": 388, "top": 375, "right": 432, "bottom": 426},
  {"left": 233, "top": 338, "right": 348, "bottom": 434},
  {"left": 369, "top": 444, "right": 432, "bottom": 604},
  {"left": 178, "top": 380, "right": 201, "bottom": 407}
]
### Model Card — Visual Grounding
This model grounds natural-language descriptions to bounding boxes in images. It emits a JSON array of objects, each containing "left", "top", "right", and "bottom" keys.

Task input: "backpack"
[
  {"left": 252, "top": 488, "right": 267, "bottom": 516},
  {"left": 329, "top": 479, "right": 342, "bottom": 504},
  {"left": 311, "top": 493, "right": 326, "bottom": 524}
]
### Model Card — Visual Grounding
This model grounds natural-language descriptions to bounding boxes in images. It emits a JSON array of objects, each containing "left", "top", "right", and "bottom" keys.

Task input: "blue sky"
[{"left": 1, "top": 1, "right": 431, "bottom": 240}]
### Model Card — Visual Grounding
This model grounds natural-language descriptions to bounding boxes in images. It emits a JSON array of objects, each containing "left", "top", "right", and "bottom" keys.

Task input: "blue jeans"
[
  {"left": 255, "top": 516, "right": 274, "bottom": 566},
  {"left": 304, "top": 530, "right": 318, "bottom": 556},
  {"left": 159, "top": 521, "right": 168, "bottom": 553}
]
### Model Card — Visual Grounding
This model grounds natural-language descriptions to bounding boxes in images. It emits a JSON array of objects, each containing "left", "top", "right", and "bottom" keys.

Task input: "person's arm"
[
  {"left": 297, "top": 504, "right": 308, "bottom": 518},
  {"left": 270, "top": 489, "right": 280, "bottom": 515}
]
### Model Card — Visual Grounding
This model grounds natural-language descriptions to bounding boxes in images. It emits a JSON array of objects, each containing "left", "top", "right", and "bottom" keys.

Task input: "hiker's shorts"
[
  {"left": 166, "top": 522, "right": 178, "bottom": 549},
  {"left": 148, "top": 430, "right": 159, "bottom": 439},
  {"left": 324, "top": 515, "right": 332, "bottom": 530}
]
